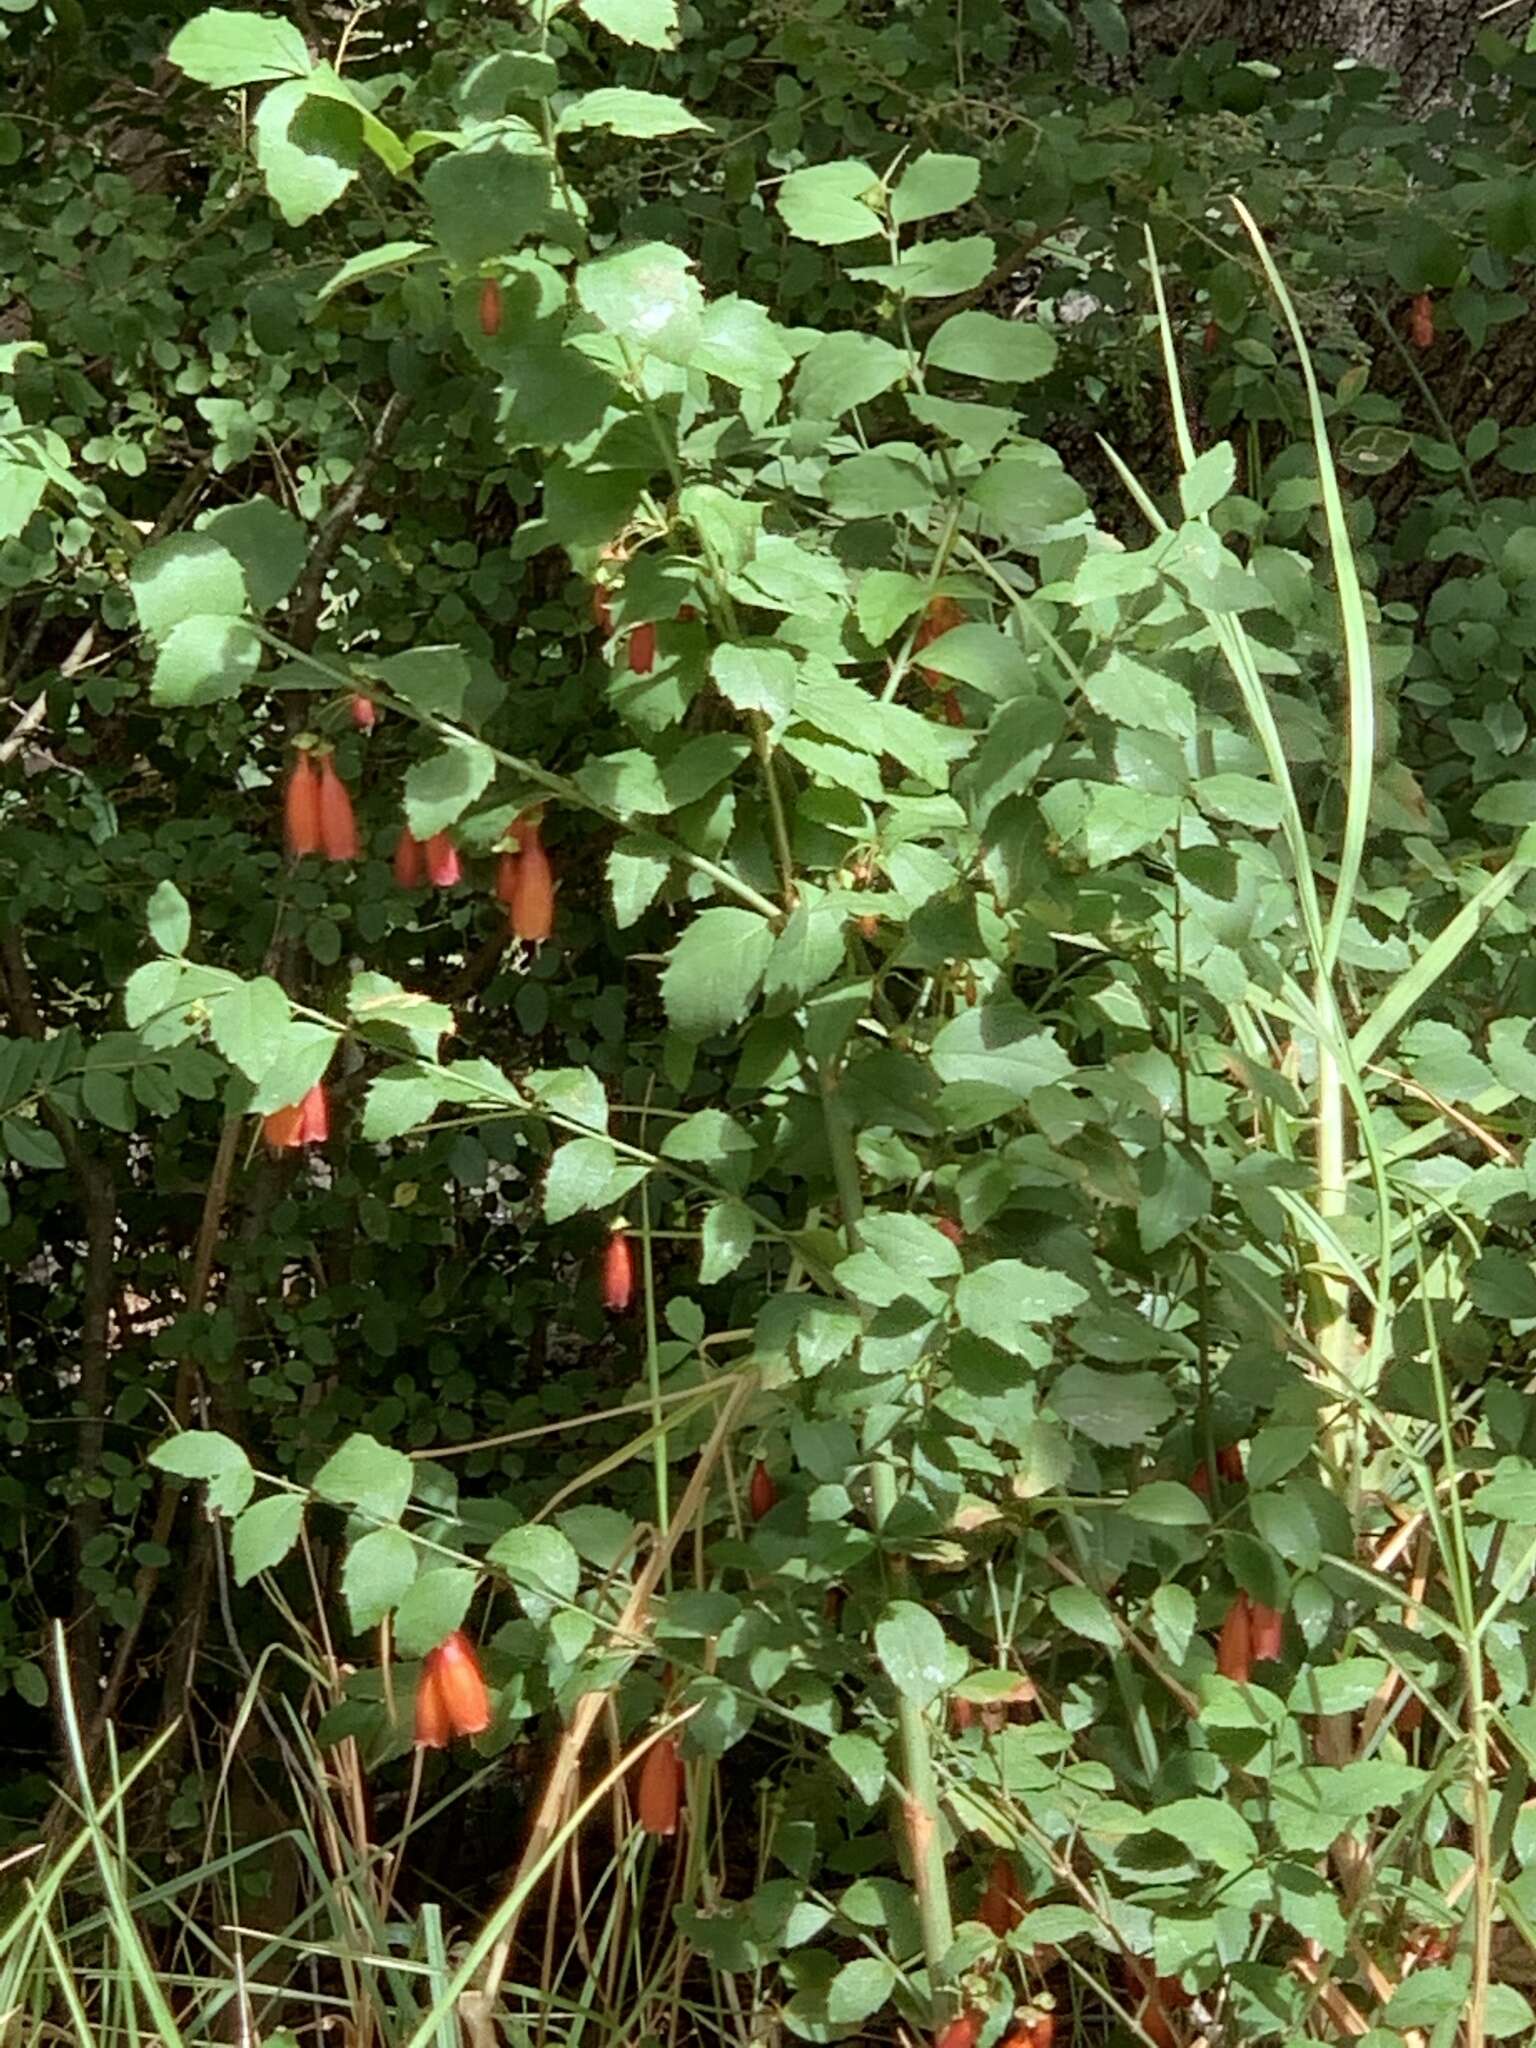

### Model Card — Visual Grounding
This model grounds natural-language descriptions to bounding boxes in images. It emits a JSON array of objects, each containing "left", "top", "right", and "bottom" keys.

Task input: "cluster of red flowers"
[{"left": 413, "top": 1630, "right": 491, "bottom": 1748}]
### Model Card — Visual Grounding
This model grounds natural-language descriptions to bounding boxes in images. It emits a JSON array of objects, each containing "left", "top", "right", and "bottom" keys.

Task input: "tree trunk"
[{"left": 1123, "top": 0, "right": 1487, "bottom": 105}]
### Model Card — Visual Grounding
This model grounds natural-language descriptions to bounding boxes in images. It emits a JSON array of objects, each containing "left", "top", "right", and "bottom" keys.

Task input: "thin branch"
[{"left": 288, "top": 392, "right": 412, "bottom": 653}]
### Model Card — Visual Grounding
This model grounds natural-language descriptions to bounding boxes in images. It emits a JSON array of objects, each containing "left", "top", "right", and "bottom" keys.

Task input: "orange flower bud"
[
  {"left": 1216, "top": 1594, "right": 1253, "bottom": 1683},
  {"left": 350, "top": 693, "right": 377, "bottom": 730},
  {"left": 423, "top": 832, "right": 460, "bottom": 888},
  {"left": 316, "top": 753, "right": 358, "bottom": 861},
  {"left": 935, "top": 2015, "right": 984, "bottom": 2048},
  {"left": 264, "top": 1081, "right": 328, "bottom": 1151},
  {"left": 284, "top": 751, "right": 322, "bottom": 857},
  {"left": 629, "top": 621, "right": 656, "bottom": 674},
  {"left": 423, "top": 1630, "right": 490, "bottom": 1739},
  {"left": 602, "top": 1227, "right": 634, "bottom": 1312},
  {"left": 508, "top": 817, "right": 554, "bottom": 942},
  {"left": 935, "top": 1215, "right": 964, "bottom": 1246},
  {"left": 393, "top": 828, "right": 425, "bottom": 889},
  {"left": 636, "top": 1732, "right": 684, "bottom": 1835},
  {"left": 749, "top": 1460, "right": 776, "bottom": 1521},
  {"left": 978, "top": 1852, "right": 1024, "bottom": 1936},
  {"left": 1249, "top": 1600, "right": 1284, "bottom": 1663},
  {"left": 414, "top": 1664, "right": 451, "bottom": 1749},
  {"left": 479, "top": 277, "right": 503, "bottom": 338}
]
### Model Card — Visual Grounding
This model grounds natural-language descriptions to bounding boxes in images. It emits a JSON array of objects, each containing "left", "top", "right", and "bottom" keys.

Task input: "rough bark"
[{"left": 1124, "top": 0, "right": 1488, "bottom": 105}]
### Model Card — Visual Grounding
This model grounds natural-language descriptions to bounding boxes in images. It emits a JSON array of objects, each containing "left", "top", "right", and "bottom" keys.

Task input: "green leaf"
[
  {"left": 168, "top": 9, "right": 312, "bottom": 87},
  {"left": 579, "top": 0, "right": 679, "bottom": 47},
  {"left": 254, "top": 80, "right": 361, "bottom": 228},
  {"left": 246, "top": 1023, "right": 335, "bottom": 1114},
  {"left": 231, "top": 1494, "right": 305, "bottom": 1587},
  {"left": 362, "top": 1070, "right": 444, "bottom": 1143},
  {"left": 81, "top": 1069, "right": 135, "bottom": 1132},
  {"left": 660, "top": 909, "right": 774, "bottom": 1040},
  {"left": 150, "top": 614, "right": 260, "bottom": 707},
  {"left": 149, "top": 1429, "right": 250, "bottom": 1489},
  {"left": 929, "top": 1001, "right": 1074, "bottom": 1118},
  {"left": 791, "top": 331, "right": 907, "bottom": 419},
  {"left": 762, "top": 898, "right": 847, "bottom": 1005},
  {"left": 342, "top": 1526, "right": 418, "bottom": 1632},
  {"left": 423, "top": 138, "right": 555, "bottom": 267},
  {"left": 207, "top": 974, "right": 298, "bottom": 1076},
  {"left": 576, "top": 244, "right": 703, "bottom": 363},
  {"left": 711, "top": 643, "right": 796, "bottom": 728},
  {"left": 487, "top": 1523, "right": 580, "bottom": 1619},
  {"left": 393, "top": 1566, "right": 478, "bottom": 1659},
  {"left": 315, "top": 240, "right": 433, "bottom": 306},
  {"left": 404, "top": 737, "right": 496, "bottom": 839},
  {"left": 1049, "top": 1364, "right": 1177, "bottom": 1447},
  {"left": 373, "top": 647, "right": 471, "bottom": 722},
  {"left": 147, "top": 881, "right": 190, "bottom": 957},
  {"left": 191, "top": 501, "right": 303, "bottom": 616},
  {"left": 1145, "top": 1798, "right": 1257, "bottom": 1870},
  {"left": 1124, "top": 1481, "right": 1208, "bottom": 1526},
  {"left": 776, "top": 161, "right": 882, "bottom": 246},
  {"left": 890, "top": 151, "right": 979, "bottom": 226},
  {"left": 1047, "top": 1584, "right": 1120, "bottom": 1648},
  {"left": 313, "top": 1432, "right": 413, "bottom": 1523},
  {"left": 700, "top": 1200, "right": 754, "bottom": 1283},
  {"left": 1180, "top": 443, "right": 1237, "bottom": 518},
  {"left": 3, "top": 1119, "right": 65, "bottom": 1171},
  {"left": 544, "top": 1136, "right": 625, "bottom": 1223},
  {"left": 826, "top": 1956, "right": 896, "bottom": 2027},
  {"left": 848, "top": 235, "right": 995, "bottom": 298},
  {"left": 925, "top": 310, "right": 1056, "bottom": 383},
  {"left": 132, "top": 536, "right": 247, "bottom": 639},
  {"left": 1080, "top": 652, "right": 1196, "bottom": 741},
  {"left": 557, "top": 87, "right": 704, "bottom": 136},
  {"left": 955, "top": 1261, "right": 1087, "bottom": 1353},
  {"left": 1478, "top": 1457, "right": 1536, "bottom": 1521},
  {"left": 827, "top": 1731, "right": 886, "bottom": 1804},
  {"left": 607, "top": 837, "right": 670, "bottom": 927},
  {"left": 874, "top": 1599, "right": 956, "bottom": 1709},
  {"left": 692, "top": 298, "right": 797, "bottom": 390}
]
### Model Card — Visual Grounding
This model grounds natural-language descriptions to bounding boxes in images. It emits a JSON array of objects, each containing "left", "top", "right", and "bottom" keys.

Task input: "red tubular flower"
[
  {"left": 1217, "top": 1442, "right": 1245, "bottom": 1483},
  {"left": 1249, "top": 1600, "right": 1285, "bottom": 1663},
  {"left": 749, "top": 1460, "right": 776, "bottom": 1521},
  {"left": 494, "top": 849, "right": 519, "bottom": 906},
  {"left": 264, "top": 1082, "right": 328, "bottom": 1151},
  {"left": 284, "top": 751, "right": 322, "bottom": 857},
  {"left": 423, "top": 832, "right": 461, "bottom": 887},
  {"left": 1217, "top": 1594, "right": 1253, "bottom": 1683},
  {"left": 479, "top": 277, "right": 503, "bottom": 338},
  {"left": 913, "top": 593, "right": 965, "bottom": 687},
  {"left": 602, "top": 1228, "right": 634, "bottom": 1312},
  {"left": 636, "top": 1733, "right": 684, "bottom": 1835},
  {"left": 934, "top": 2015, "right": 985, "bottom": 2048},
  {"left": 978, "top": 1852, "right": 1024, "bottom": 1936},
  {"left": 262, "top": 1099, "right": 306, "bottom": 1151},
  {"left": 509, "top": 817, "right": 554, "bottom": 942},
  {"left": 1002, "top": 2021, "right": 1054, "bottom": 2048},
  {"left": 1410, "top": 291, "right": 1434, "bottom": 349},
  {"left": 350, "top": 693, "right": 377, "bottom": 730},
  {"left": 297, "top": 1081, "right": 329, "bottom": 1145},
  {"left": 394, "top": 828, "right": 425, "bottom": 889},
  {"left": 415, "top": 1663, "right": 451, "bottom": 1749},
  {"left": 423, "top": 1630, "right": 490, "bottom": 1739},
  {"left": 315, "top": 753, "right": 358, "bottom": 861},
  {"left": 628, "top": 620, "right": 656, "bottom": 675},
  {"left": 935, "top": 1215, "right": 964, "bottom": 1246}
]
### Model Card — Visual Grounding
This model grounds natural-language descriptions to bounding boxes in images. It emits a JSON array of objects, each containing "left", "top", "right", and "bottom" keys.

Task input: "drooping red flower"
[
  {"left": 913, "top": 593, "right": 966, "bottom": 687},
  {"left": 628, "top": 620, "right": 657, "bottom": 675},
  {"left": 414, "top": 1662, "right": 451, "bottom": 1749},
  {"left": 423, "top": 832, "right": 461, "bottom": 888},
  {"left": 1409, "top": 291, "right": 1434, "bottom": 350},
  {"left": 422, "top": 1630, "right": 490, "bottom": 1739},
  {"left": 635, "top": 1733, "right": 684, "bottom": 1835},
  {"left": 284, "top": 750, "right": 322, "bottom": 857},
  {"left": 935, "top": 1215, "right": 965, "bottom": 1246},
  {"left": 1249, "top": 1600, "right": 1285, "bottom": 1663},
  {"left": 315, "top": 753, "right": 359, "bottom": 861},
  {"left": 393, "top": 828, "right": 426, "bottom": 889},
  {"left": 749, "top": 1460, "right": 776, "bottom": 1521},
  {"left": 978, "top": 1852, "right": 1024, "bottom": 1936},
  {"left": 263, "top": 1081, "right": 328, "bottom": 1152},
  {"left": 934, "top": 2014, "right": 985, "bottom": 2048},
  {"left": 494, "top": 849, "right": 519, "bottom": 906},
  {"left": 602, "top": 1228, "right": 634, "bottom": 1312},
  {"left": 1216, "top": 1594, "right": 1253, "bottom": 1683},
  {"left": 350, "top": 692, "right": 377, "bottom": 730},
  {"left": 508, "top": 816, "right": 554, "bottom": 942},
  {"left": 479, "top": 277, "right": 503, "bottom": 338},
  {"left": 1217, "top": 1442, "right": 1245, "bottom": 1483},
  {"left": 1002, "top": 2019, "right": 1054, "bottom": 2048}
]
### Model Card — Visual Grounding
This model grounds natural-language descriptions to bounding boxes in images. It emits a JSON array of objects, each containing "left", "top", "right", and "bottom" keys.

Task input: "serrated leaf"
[
  {"left": 393, "top": 1566, "right": 478, "bottom": 1659},
  {"left": 874, "top": 1599, "right": 956, "bottom": 1709},
  {"left": 313, "top": 1433, "right": 413, "bottom": 1523},
  {"left": 557, "top": 87, "right": 704, "bottom": 136},
  {"left": 660, "top": 908, "right": 774, "bottom": 1040},
  {"left": 1051, "top": 1364, "right": 1176, "bottom": 1447},
  {"left": 700, "top": 1200, "right": 755, "bottom": 1283},
  {"left": 954, "top": 1261, "right": 1087, "bottom": 1354},
  {"left": 488, "top": 1523, "right": 580, "bottom": 1620},
  {"left": 362, "top": 1070, "right": 444, "bottom": 1143},
  {"left": 342, "top": 1525, "right": 417, "bottom": 1632},
  {"left": 890, "top": 151, "right": 979, "bottom": 226},
  {"left": 232, "top": 1494, "right": 305, "bottom": 1587},
  {"left": 544, "top": 1136, "right": 623, "bottom": 1223},
  {"left": 168, "top": 9, "right": 312, "bottom": 87},
  {"left": 926, "top": 309, "right": 1056, "bottom": 383},
  {"left": 580, "top": 0, "right": 679, "bottom": 47},
  {"left": 826, "top": 1956, "right": 896, "bottom": 2026},
  {"left": 404, "top": 738, "right": 496, "bottom": 839},
  {"left": 776, "top": 161, "right": 882, "bottom": 246}
]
